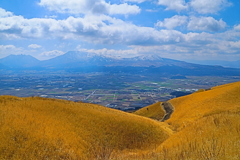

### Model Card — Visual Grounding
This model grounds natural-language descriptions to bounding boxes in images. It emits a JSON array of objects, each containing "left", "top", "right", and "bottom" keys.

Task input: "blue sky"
[{"left": 0, "top": 0, "right": 240, "bottom": 61}]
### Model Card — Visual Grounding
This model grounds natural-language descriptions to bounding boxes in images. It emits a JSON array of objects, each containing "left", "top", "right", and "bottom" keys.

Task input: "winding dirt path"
[{"left": 161, "top": 101, "right": 174, "bottom": 122}]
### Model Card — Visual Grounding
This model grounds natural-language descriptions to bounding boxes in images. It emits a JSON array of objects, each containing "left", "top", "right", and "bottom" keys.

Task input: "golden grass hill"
[{"left": 0, "top": 81, "right": 239, "bottom": 159}]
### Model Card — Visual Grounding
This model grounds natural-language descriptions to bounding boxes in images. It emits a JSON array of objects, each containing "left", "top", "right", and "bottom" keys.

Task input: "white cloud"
[
  {"left": 0, "top": 44, "right": 16, "bottom": 50},
  {"left": 39, "top": 50, "right": 64, "bottom": 60},
  {"left": 188, "top": 16, "right": 226, "bottom": 32},
  {"left": 77, "top": 38, "right": 240, "bottom": 61},
  {"left": 0, "top": 15, "right": 58, "bottom": 38},
  {"left": 229, "top": 41, "right": 240, "bottom": 49},
  {"left": 1, "top": 7, "right": 240, "bottom": 61},
  {"left": 78, "top": 47, "right": 140, "bottom": 58},
  {"left": 108, "top": 3, "right": 140, "bottom": 15},
  {"left": 234, "top": 24, "right": 240, "bottom": 31},
  {"left": 0, "top": 45, "right": 25, "bottom": 58},
  {"left": 155, "top": 15, "right": 188, "bottom": 29},
  {"left": 124, "top": 0, "right": 147, "bottom": 3},
  {"left": 0, "top": 9, "right": 187, "bottom": 45},
  {"left": 28, "top": 44, "right": 42, "bottom": 49},
  {"left": 157, "top": 0, "right": 232, "bottom": 14},
  {"left": 189, "top": 0, "right": 232, "bottom": 14},
  {"left": 145, "top": 9, "right": 158, "bottom": 12},
  {"left": 0, "top": 8, "right": 13, "bottom": 17},
  {"left": 158, "top": 0, "right": 187, "bottom": 12},
  {"left": 38, "top": 0, "right": 140, "bottom": 15}
]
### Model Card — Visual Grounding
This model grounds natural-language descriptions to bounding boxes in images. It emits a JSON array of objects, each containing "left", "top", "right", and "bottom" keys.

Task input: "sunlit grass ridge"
[
  {"left": 133, "top": 102, "right": 165, "bottom": 121},
  {"left": 0, "top": 96, "right": 170, "bottom": 159},
  {"left": 167, "top": 81, "right": 240, "bottom": 131},
  {"left": 126, "top": 81, "right": 240, "bottom": 160},
  {"left": 0, "top": 81, "right": 239, "bottom": 159}
]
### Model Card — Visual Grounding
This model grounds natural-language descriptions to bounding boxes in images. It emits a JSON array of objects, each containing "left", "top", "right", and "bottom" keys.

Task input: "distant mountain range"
[
  {"left": 0, "top": 51, "right": 239, "bottom": 76},
  {"left": 0, "top": 54, "right": 40, "bottom": 69},
  {"left": 185, "top": 60, "right": 240, "bottom": 69}
]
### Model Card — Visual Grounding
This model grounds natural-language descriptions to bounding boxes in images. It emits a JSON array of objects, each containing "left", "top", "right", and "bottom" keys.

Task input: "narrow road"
[
  {"left": 161, "top": 101, "right": 174, "bottom": 122},
  {"left": 85, "top": 90, "right": 96, "bottom": 100}
]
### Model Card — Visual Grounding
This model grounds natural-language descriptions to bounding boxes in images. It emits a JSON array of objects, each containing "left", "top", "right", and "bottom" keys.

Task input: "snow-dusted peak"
[{"left": 132, "top": 54, "right": 163, "bottom": 61}]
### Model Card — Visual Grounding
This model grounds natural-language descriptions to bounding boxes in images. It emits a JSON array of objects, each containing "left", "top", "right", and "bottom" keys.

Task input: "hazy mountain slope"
[
  {"left": 0, "top": 63, "right": 8, "bottom": 69},
  {"left": 0, "top": 96, "right": 170, "bottom": 159},
  {"left": 0, "top": 55, "right": 40, "bottom": 68},
  {"left": 187, "top": 60, "right": 240, "bottom": 68},
  {"left": 40, "top": 51, "right": 114, "bottom": 68},
  {"left": 40, "top": 51, "right": 214, "bottom": 69},
  {"left": 0, "top": 52, "right": 239, "bottom": 76}
]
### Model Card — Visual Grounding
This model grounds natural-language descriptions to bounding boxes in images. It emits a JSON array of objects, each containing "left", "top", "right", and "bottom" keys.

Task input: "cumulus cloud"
[
  {"left": 39, "top": 50, "right": 64, "bottom": 60},
  {"left": 28, "top": 44, "right": 42, "bottom": 49},
  {"left": 78, "top": 47, "right": 140, "bottom": 58},
  {"left": 77, "top": 36, "right": 240, "bottom": 61},
  {"left": 1, "top": 7, "right": 240, "bottom": 61},
  {"left": 229, "top": 41, "right": 240, "bottom": 49},
  {"left": 0, "top": 8, "right": 13, "bottom": 17},
  {"left": 234, "top": 24, "right": 240, "bottom": 31},
  {"left": 155, "top": 15, "right": 188, "bottom": 29},
  {"left": 0, "top": 15, "right": 61, "bottom": 38},
  {"left": 124, "top": 0, "right": 147, "bottom": 3},
  {"left": 188, "top": 16, "right": 227, "bottom": 32},
  {"left": 0, "top": 44, "right": 16, "bottom": 50},
  {"left": 158, "top": 0, "right": 187, "bottom": 12},
  {"left": 189, "top": 0, "right": 232, "bottom": 14},
  {"left": 0, "top": 9, "right": 186, "bottom": 45},
  {"left": 0, "top": 45, "right": 25, "bottom": 58},
  {"left": 108, "top": 3, "right": 141, "bottom": 15},
  {"left": 38, "top": 0, "right": 140, "bottom": 15}
]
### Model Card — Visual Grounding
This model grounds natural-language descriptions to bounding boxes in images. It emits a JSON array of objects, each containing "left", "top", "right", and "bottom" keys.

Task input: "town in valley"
[{"left": 1, "top": 71, "right": 239, "bottom": 111}]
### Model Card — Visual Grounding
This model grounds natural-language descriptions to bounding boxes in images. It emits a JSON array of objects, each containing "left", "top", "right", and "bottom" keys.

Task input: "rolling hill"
[
  {"left": 0, "top": 82, "right": 239, "bottom": 159},
  {"left": 0, "top": 96, "right": 170, "bottom": 159},
  {"left": 126, "top": 81, "right": 240, "bottom": 159},
  {"left": 167, "top": 81, "right": 240, "bottom": 131},
  {"left": 133, "top": 102, "right": 165, "bottom": 121}
]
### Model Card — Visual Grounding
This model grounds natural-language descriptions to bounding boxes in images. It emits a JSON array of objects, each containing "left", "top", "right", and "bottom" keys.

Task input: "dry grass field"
[
  {"left": 119, "top": 81, "right": 240, "bottom": 160},
  {"left": 133, "top": 102, "right": 165, "bottom": 121},
  {"left": 0, "top": 81, "right": 239, "bottom": 159},
  {"left": 0, "top": 96, "right": 170, "bottom": 159}
]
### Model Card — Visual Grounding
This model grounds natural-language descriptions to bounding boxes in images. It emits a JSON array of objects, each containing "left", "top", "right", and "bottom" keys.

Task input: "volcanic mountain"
[
  {"left": 0, "top": 51, "right": 239, "bottom": 76},
  {"left": 0, "top": 54, "right": 40, "bottom": 69}
]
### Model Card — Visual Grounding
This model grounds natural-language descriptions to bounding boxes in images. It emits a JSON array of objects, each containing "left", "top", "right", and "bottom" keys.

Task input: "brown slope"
[
  {"left": 0, "top": 96, "right": 170, "bottom": 159},
  {"left": 166, "top": 81, "right": 240, "bottom": 131},
  {"left": 118, "top": 81, "right": 240, "bottom": 160},
  {"left": 133, "top": 102, "right": 165, "bottom": 121}
]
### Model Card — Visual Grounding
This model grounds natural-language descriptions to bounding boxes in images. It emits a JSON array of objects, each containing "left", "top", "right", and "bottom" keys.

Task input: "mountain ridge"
[
  {"left": 0, "top": 51, "right": 239, "bottom": 76},
  {"left": 0, "top": 54, "right": 40, "bottom": 68}
]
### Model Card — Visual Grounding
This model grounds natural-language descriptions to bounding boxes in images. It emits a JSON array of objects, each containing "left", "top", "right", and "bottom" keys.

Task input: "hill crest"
[{"left": 0, "top": 81, "right": 240, "bottom": 159}]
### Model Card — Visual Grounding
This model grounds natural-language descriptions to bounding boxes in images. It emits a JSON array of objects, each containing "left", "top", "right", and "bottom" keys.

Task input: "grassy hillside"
[
  {"left": 167, "top": 81, "right": 240, "bottom": 131},
  {"left": 121, "top": 81, "right": 240, "bottom": 160},
  {"left": 0, "top": 96, "right": 170, "bottom": 159},
  {"left": 133, "top": 102, "right": 165, "bottom": 121},
  {"left": 155, "top": 112, "right": 240, "bottom": 160},
  {"left": 0, "top": 81, "right": 239, "bottom": 159}
]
